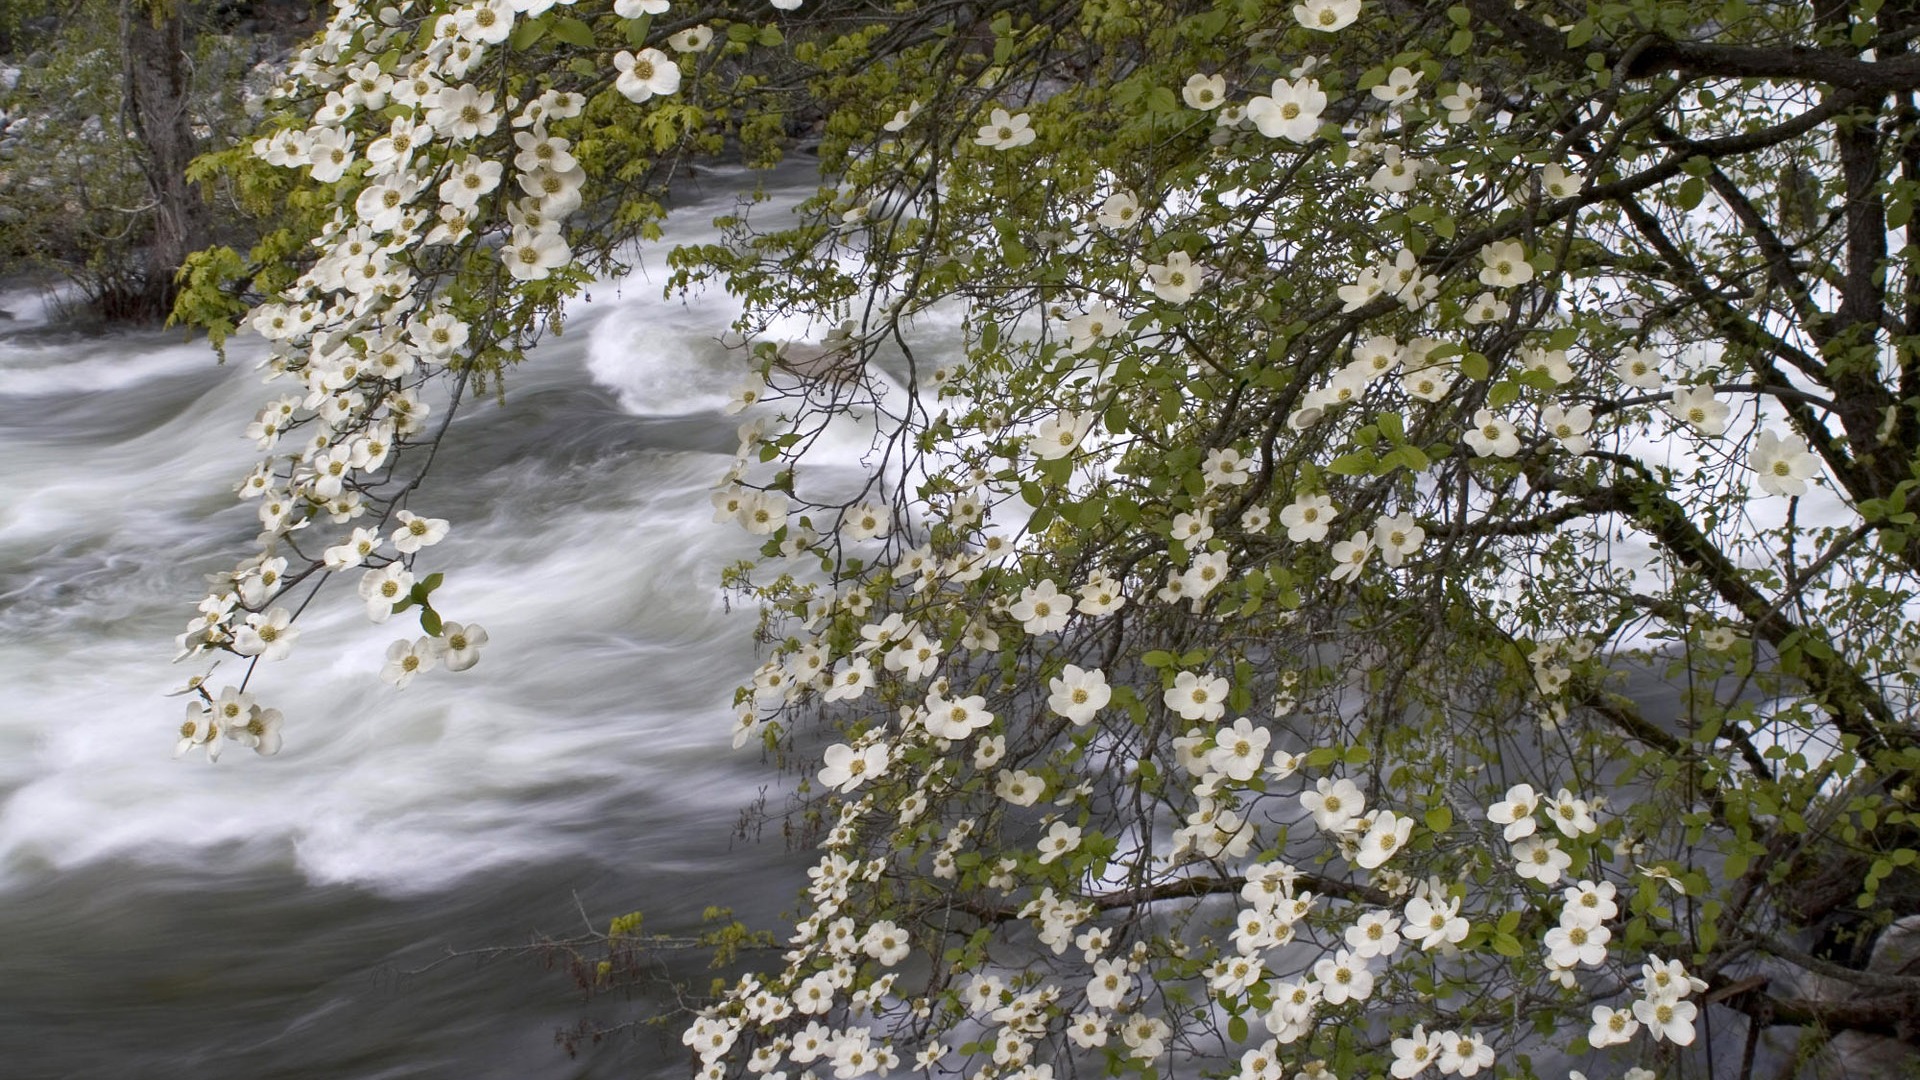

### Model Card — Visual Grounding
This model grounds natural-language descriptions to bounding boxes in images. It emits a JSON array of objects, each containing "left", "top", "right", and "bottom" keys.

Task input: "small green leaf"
[
  {"left": 420, "top": 606, "right": 443, "bottom": 636},
  {"left": 1377, "top": 410, "right": 1406, "bottom": 443},
  {"left": 551, "top": 15, "right": 596, "bottom": 48},
  {"left": 1038, "top": 453, "right": 1072, "bottom": 485},
  {"left": 1328, "top": 451, "right": 1377, "bottom": 476},
  {"left": 510, "top": 16, "right": 548, "bottom": 50}
]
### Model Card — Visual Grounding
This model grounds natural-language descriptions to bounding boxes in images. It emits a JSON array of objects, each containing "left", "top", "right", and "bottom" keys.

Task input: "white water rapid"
[{"left": 0, "top": 163, "right": 844, "bottom": 1079}]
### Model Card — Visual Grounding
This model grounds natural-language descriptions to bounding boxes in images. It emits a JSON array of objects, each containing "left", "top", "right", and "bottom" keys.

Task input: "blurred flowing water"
[{"left": 0, "top": 164, "right": 838, "bottom": 1079}]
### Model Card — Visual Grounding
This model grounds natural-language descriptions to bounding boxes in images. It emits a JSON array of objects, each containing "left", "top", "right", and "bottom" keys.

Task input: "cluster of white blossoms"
[
  {"left": 1487, "top": 780, "right": 1598, "bottom": 887},
  {"left": 680, "top": 12, "right": 1794, "bottom": 1070},
  {"left": 173, "top": 0, "right": 741, "bottom": 757},
  {"left": 177, "top": 0, "right": 1899, "bottom": 1071},
  {"left": 1587, "top": 956, "right": 1707, "bottom": 1048}
]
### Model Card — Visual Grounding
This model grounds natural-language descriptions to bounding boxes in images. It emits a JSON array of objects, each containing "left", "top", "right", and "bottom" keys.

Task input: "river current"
[{"left": 0, "top": 164, "right": 839, "bottom": 1079}]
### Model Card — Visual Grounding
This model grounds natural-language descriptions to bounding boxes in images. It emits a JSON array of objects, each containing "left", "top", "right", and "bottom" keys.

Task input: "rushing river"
[{"left": 0, "top": 164, "right": 844, "bottom": 1079}]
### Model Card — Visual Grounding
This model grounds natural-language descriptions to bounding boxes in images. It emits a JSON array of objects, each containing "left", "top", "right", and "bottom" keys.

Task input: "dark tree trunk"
[{"left": 120, "top": 0, "right": 202, "bottom": 320}]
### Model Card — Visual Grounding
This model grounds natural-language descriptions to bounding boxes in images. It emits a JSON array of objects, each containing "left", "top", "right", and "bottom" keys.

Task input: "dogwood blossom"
[
  {"left": 1477, "top": 241, "right": 1533, "bottom": 288},
  {"left": 922, "top": 693, "right": 993, "bottom": 739},
  {"left": 1209, "top": 717, "right": 1272, "bottom": 781},
  {"left": 1302, "top": 776, "right": 1366, "bottom": 832},
  {"left": 1182, "top": 73, "right": 1227, "bottom": 110},
  {"left": 1461, "top": 291, "right": 1510, "bottom": 325},
  {"left": 1037, "top": 820, "right": 1082, "bottom": 863},
  {"left": 1511, "top": 835, "right": 1571, "bottom": 884},
  {"left": 233, "top": 607, "right": 299, "bottom": 660},
  {"left": 1146, "top": 251, "right": 1205, "bottom": 303},
  {"left": 1165, "top": 670, "right": 1228, "bottom": 722},
  {"left": 1438, "top": 83, "right": 1480, "bottom": 122},
  {"left": 1355, "top": 811, "right": 1413, "bottom": 868},
  {"left": 613, "top": 48, "right": 681, "bottom": 103},
  {"left": 1543, "top": 921, "right": 1609, "bottom": 967},
  {"left": 1403, "top": 894, "right": 1469, "bottom": 949},
  {"left": 1247, "top": 78, "right": 1326, "bottom": 142},
  {"left": 668, "top": 25, "right": 713, "bottom": 52},
  {"left": 1294, "top": 0, "right": 1360, "bottom": 31},
  {"left": 1010, "top": 579, "right": 1071, "bottom": 634},
  {"left": 1615, "top": 347, "right": 1664, "bottom": 387},
  {"left": 1391, "top": 1026, "right": 1440, "bottom": 1078},
  {"left": 1541, "top": 405, "right": 1594, "bottom": 455},
  {"left": 1540, "top": 163, "right": 1583, "bottom": 199},
  {"left": 1750, "top": 427, "right": 1819, "bottom": 495},
  {"left": 1435, "top": 1032, "right": 1493, "bottom": 1077},
  {"left": 1463, "top": 410, "right": 1520, "bottom": 457},
  {"left": 1031, "top": 412, "right": 1094, "bottom": 459},
  {"left": 1487, "top": 785, "right": 1540, "bottom": 839},
  {"left": 1094, "top": 191, "right": 1141, "bottom": 230},
  {"left": 382, "top": 636, "right": 436, "bottom": 687},
  {"left": 1632, "top": 996, "right": 1699, "bottom": 1045},
  {"left": 1047, "top": 664, "right": 1111, "bottom": 724},
  {"left": 1667, "top": 386, "right": 1730, "bottom": 436},
  {"left": 1329, "top": 530, "right": 1372, "bottom": 583},
  {"left": 1370, "top": 66, "right": 1421, "bottom": 105},
  {"left": 1280, "top": 493, "right": 1336, "bottom": 542},
  {"left": 819, "top": 741, "right": 891, "bottom": 792},
  {"left": 975, "top": 108, "right": 1036, "bottom": 150},
  {"left": 436, "top": 622, "right": 488, "bottom": 671},
  {"left": 1587, "top": 1005, "right": 1639, "bottom": 1048},
  {"left": 1373, "top": 513, "right": 1424, "bottom": 566},
  {"left": 1313, "top": 948, "right": 1374, "bottom": 1004}
]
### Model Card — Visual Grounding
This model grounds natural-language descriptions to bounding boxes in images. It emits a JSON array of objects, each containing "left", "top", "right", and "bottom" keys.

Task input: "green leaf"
[
  {"left": 1390, "top": 444, "right": 1432, "bottom": 473},
  {"left": 551, "top": 15, "right": 596, "bottom": 48},
  {"left": 1228, "top": 1015, "right": 1249, "bottom": 1043},
  {"left": 1377, "top": 410, "right": 1406, "bottom": 442},
  {"left": 510, "top": 16, "right": 548, "bottom": 50},
  {"left": 1460, "top": 352, "right": 1490, "bottom": 380},
  {"left": 1328, "top": 451, "right": 1377, "bottom": 476},
  {"left": 1038, "top": 453, "right": 1072, "bottom": 486},
  {"left": 420, "top": 605, "right": 443, "bottom": 637},
  {"left": 1491, "top": 932, "right": 1524, "bottom": 957},
  {"left": 1425, "top": 805, "right": 1453, "bottom": 833},
  {"left": 1676, "top": 176, "right": 1706, "bottom": 211}
]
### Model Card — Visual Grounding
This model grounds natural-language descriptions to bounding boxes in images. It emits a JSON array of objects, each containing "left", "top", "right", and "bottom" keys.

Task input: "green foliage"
[{"left": 171, "top": 0, "right": 1920, "bottom": 1074}]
